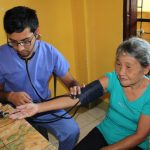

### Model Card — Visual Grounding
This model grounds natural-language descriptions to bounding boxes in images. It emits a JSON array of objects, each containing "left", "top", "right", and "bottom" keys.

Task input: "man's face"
[{"left": 7, "top": 27, "right": 36, "bottom": 59}]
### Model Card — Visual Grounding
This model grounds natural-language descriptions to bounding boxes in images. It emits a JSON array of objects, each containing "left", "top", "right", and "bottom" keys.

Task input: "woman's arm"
[
  {"left": 9, "top": 76, "right": 108, "bottom": 119},
  {"left": 101, "top": 114, "right": 150, "bottom": 150},
  {"left": 10, "top": 96, "right": 79, "bottom": 119}
]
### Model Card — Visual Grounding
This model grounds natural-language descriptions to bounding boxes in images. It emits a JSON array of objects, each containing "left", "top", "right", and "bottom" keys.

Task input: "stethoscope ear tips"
[{"left": 35, "top": 34, "right": 41, "bottom": 40}]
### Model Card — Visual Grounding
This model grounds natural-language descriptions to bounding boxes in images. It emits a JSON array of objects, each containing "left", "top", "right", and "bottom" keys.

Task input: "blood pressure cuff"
[{"left": 77, "top": 80, "right": 104, "bottom": 105}]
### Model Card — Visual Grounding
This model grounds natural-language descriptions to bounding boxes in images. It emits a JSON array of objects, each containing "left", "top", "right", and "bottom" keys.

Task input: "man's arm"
[
  {"left": 0, "top": 83, "right": 32, "bottom": 106},
  {"left": 101, "top": 114, "right": 150, "bottom": 150},
  {"left": 0, "top": 83, "right": 11, "bottom": 100},
  {"left": 59, "top": 72, "right": 79, "bottom": 89}
]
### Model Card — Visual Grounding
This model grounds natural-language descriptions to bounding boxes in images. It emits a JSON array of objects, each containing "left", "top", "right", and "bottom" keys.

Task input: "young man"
[{"left": 0, "top": 6, "right": 79, "bottom": 150}]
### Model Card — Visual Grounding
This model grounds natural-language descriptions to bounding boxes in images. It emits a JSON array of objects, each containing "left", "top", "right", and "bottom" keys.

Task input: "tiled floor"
[{"left": 48, "top": 100, "right": 108, "bottom": 149}]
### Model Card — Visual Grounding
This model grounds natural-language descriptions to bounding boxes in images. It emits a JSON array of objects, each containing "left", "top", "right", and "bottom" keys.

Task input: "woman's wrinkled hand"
[{"left": 9, "top": 103, "right": 39, "bottom": 119}]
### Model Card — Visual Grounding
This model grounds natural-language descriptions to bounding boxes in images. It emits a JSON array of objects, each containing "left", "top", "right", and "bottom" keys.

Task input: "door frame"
[{"left": 123, "top": 0, "right": 137, "bottom": 40}]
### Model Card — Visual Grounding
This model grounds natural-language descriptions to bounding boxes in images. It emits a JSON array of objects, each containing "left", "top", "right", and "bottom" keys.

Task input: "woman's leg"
[
  {"left": 131, "top": 146, "right": 143, "bottom": 150},
  {"left": 73, "top": 127, "right": 108, "bottom": 150}
]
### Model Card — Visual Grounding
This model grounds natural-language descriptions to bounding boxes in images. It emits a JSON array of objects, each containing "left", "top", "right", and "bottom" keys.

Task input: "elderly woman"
[{"left": 10, "top": 37, "right": 150, "bottom": 150}]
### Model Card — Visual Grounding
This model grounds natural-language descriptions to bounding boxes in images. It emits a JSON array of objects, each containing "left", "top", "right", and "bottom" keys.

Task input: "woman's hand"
[{"left": 9, "top": 103, "right": 39, "bottom": 119}]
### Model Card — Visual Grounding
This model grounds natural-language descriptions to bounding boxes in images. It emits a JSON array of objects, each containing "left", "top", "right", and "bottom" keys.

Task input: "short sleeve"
[
  {"left": 104, "top": 71, "right": 117, "bottom": 93},
  {"left": 52, "top": 46, "right": 70, "bottom": 77},
  {"left": 142, "top": 100, "right": 150, "bottom": 115}
]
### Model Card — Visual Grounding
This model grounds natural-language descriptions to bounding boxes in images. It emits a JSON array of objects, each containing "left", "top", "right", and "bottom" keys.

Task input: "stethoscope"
[{"left": 18, "top": 40, "right": 80, "bottom": 123}]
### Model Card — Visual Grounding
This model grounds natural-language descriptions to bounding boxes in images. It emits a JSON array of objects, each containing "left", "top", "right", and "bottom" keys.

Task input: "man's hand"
[
  {"left": 7, "top": 92, "right": 32, "bottom": 106},
  {"left": 9, "top": 103, "right": 39, "bottom": 119},
  {"left": 70, "top": 84, "right": 85, "bottom": 98}
]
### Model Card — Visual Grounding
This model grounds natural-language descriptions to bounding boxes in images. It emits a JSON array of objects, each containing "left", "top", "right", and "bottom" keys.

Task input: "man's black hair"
[{"left": 4, "top": 6, "right": 39, "bottom": 34}]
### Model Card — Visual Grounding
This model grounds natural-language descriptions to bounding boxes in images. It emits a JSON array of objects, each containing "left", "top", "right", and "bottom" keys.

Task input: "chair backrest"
[{"left": 53, "top": 73, "right": 57, "bottom": 97}]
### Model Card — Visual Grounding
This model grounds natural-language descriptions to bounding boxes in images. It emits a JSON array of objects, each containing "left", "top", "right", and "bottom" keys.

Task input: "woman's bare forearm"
[{"left": 37, "top": 97, "right": 80, "bottom": 113}]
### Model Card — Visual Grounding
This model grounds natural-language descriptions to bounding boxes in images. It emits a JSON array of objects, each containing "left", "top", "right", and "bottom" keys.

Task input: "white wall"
[{"left": 138, "top": 0, "right": 150, "bottom": 12}]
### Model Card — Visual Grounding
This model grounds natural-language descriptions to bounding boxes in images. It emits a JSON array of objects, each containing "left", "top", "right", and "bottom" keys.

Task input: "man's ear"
[
  {"left": 35, "top": 27, "right": 39, "bottom": 34},
  {"left": 35, "top": 27, "right": 41, "bottom": 39}
]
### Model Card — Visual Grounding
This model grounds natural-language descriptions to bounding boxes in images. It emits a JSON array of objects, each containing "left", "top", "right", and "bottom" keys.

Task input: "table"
[{"left": 0, "top": 103, "right": 57, "bottom": 150}]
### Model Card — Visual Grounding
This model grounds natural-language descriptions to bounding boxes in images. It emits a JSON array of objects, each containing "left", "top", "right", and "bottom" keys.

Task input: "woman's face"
[{"left": 115, "top": 52, "right": 148, "bottom": 88}]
